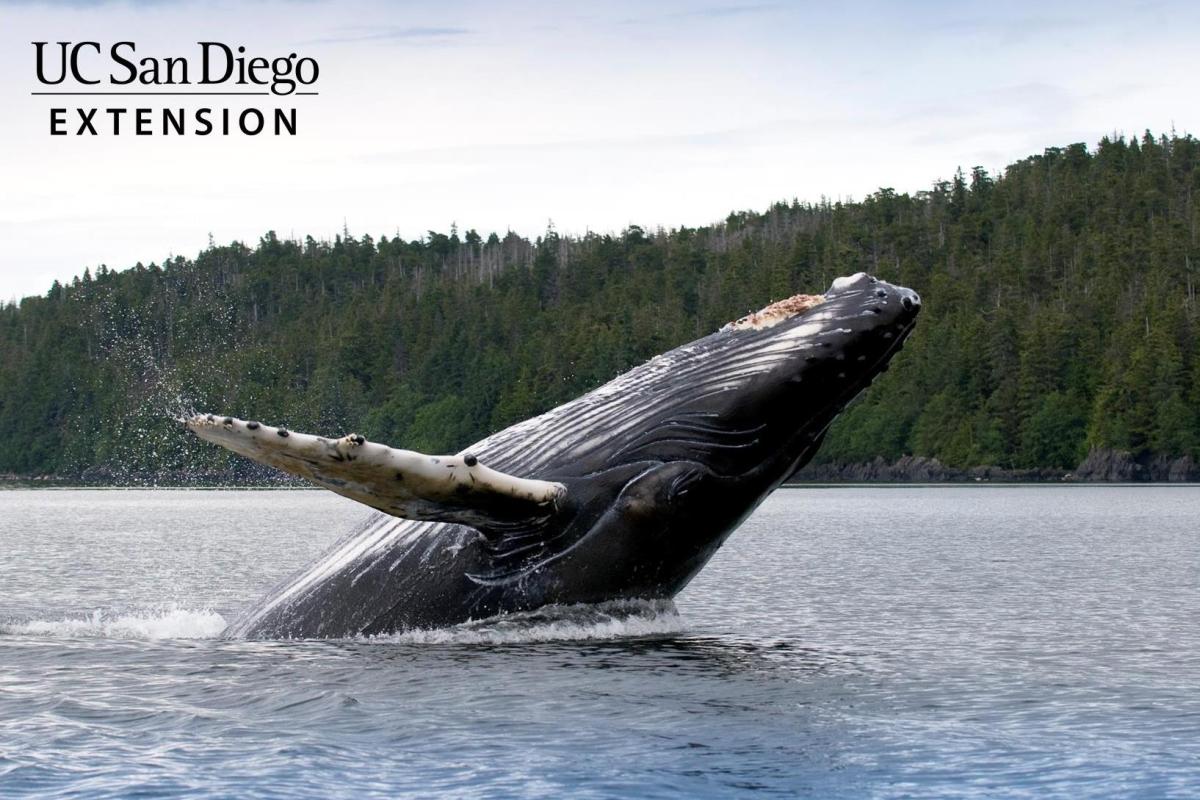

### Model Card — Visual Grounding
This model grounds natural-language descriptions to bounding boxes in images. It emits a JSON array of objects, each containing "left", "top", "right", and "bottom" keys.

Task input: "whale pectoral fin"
[{"left": 185, "top": 414, "right": 565, "bottom": 526}]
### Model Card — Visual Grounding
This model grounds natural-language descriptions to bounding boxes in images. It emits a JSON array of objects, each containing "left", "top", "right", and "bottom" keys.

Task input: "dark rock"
[
  {"left": 792, "top": 456, "right": 1070, "bottom": 483},
  {"left": 1074, "top": 448, "right": 1145, "bottom": 482},
  {"left": 794, "top": 455, "right": 972, "bottom": 483},
  {"left": 1168, "top": 456, "right": 1199, "bottom": 482}
]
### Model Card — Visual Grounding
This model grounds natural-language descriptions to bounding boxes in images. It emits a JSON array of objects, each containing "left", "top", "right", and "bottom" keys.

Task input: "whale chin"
[{"left": 189, "top": 272, "right": 921, "bottom": 639}]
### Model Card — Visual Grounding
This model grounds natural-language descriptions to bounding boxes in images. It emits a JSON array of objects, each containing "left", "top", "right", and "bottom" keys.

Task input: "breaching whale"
[{"left": 188, "top": 272, "right": 921, "bottom": 638}]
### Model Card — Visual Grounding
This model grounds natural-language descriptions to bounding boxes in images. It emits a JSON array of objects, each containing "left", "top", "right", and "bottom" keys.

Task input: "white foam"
[
  {"left": 369, "top": 600, "right": 684, "bottom": 645},
  {"left": 3, "top": 600, "right": 681, "bottom": 645},
  {"left": 2, "top": 604, "right": 227, "bottom": 640}
]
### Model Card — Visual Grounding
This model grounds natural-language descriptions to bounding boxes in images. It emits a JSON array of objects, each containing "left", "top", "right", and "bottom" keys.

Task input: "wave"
[{"left": 1, "top": 604, "right": 228, "bottom": 640}]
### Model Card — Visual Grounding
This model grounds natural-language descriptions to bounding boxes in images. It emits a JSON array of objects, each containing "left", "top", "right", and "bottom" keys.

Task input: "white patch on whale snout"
[{"left": 829, "top": 272, "right": 869, "bottom": 292}]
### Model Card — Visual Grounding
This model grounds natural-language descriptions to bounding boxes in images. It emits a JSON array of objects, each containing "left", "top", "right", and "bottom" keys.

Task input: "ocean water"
[{"left": 1, "top": 486, "right": 1198, "bottom": 799}]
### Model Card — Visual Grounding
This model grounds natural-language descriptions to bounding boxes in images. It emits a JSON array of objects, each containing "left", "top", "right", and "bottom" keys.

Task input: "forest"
[{"left": 1, "top": 132, "right": 1197, "bottom": 482}]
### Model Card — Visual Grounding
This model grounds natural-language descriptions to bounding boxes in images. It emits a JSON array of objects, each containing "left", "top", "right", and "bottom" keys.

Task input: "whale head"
[
  {"left": 524, "top": 271, "right": 922, "bottom": 484},
  {"left": 704, "top": 270, "right": 922, "bottom": 476},
  {"left": 465, "top": 271, "right": 922, "bottom": 597}
]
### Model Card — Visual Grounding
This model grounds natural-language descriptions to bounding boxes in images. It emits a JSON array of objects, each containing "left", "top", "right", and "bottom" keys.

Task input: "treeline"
[{"left": 1, "top": 131, "right": 1197, "bottom": 481}]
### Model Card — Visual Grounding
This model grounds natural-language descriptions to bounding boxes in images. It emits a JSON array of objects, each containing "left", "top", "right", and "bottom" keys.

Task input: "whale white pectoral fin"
[{"left": 185, "top": 414, "right": 566, "bottom": 526}]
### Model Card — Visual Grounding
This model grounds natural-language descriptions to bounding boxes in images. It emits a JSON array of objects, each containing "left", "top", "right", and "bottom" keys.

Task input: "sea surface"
[{"left": 1, "top": 486, "right": 1198, "bottom": 798}]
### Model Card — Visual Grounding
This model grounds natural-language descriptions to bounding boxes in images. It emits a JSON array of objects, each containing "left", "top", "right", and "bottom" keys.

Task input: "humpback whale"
[{"left": 188, "top": 272, "right": 921, "bottom": 638}]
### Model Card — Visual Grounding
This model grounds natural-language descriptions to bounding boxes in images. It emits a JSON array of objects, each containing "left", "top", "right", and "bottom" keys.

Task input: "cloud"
[
  {"left": 619, "top": 3, "right": 781, "bottom": 26},
  {"left": 924, "top": 12, "right": 1098, "bottom": 46},
  {"left": 0, "top": 0, "right": 178, "bottom": 5},
  {"left": 303, "top": 26, "right": 472, "bottom": 45},
  {"left": 683, "top": 4, "right": 780, "bottom": 18}
]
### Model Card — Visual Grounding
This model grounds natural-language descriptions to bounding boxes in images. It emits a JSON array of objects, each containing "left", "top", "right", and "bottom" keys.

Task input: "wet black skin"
[{"left": 225, "top": 273, "right": 921, "bottom": 638}]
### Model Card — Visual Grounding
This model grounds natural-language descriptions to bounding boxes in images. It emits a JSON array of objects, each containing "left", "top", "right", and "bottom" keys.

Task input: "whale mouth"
[{"left": 723, "top": 293, "right": 826, "bottom": 331}]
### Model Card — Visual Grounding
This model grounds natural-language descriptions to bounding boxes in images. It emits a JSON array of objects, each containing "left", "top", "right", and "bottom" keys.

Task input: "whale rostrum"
[{"left": 187, "top": 272, "right": 921, "bottom": 638}]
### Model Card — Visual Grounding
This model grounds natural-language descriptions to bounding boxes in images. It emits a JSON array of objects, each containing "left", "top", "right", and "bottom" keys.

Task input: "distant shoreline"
[
  {"left": 793, "top": 449, "right": 1199, "bottom": 484},
  {"left": 5, "top": 448, "right": 1199, "bottom": 488}
]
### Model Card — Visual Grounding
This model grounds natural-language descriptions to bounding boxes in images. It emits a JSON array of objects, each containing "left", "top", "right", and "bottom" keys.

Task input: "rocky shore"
[{"left": 792, "top": 448, "right": 1200, "bottom": 483}]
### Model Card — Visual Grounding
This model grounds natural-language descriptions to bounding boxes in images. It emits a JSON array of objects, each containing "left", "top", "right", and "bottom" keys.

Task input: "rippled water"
[{"left": 1, "top": 487, "right": 1198, "bottom": 798}]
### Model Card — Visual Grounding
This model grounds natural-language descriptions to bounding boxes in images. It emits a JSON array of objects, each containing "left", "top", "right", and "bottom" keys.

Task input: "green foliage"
[
  {"left": 1, "top": 132, "right": 1198, "bottom": 479},
  {"left": 1021, "top": 392, "right": 1088, "bottom": 469}
]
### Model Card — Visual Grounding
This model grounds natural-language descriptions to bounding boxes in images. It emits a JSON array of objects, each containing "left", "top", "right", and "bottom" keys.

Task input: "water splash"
[
  {"left": 372, "top": 599, "right": 684, "bottom": 645},
  {"left": 2, "top": 600, "right": 683, "bottom": 645},
  {"left": 60, "top": 280, "right": 298, "bottom": 485},
  {"left": 2, "top": 604, "right": 228, "bottom": 640}
]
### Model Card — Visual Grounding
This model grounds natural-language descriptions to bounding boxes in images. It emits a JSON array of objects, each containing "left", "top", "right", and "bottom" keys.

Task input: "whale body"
[{"left": 187, "top": 272, "right": 921, "bottom": 638}]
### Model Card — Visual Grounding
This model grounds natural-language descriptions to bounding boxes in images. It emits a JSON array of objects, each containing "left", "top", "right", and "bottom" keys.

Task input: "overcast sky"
[{"left": 1, "top": 0, "right": 1197, "bottom": 301}]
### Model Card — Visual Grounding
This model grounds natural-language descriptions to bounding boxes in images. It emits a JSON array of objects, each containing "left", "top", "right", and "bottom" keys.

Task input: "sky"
[{"left": 1, "top": 0, "right": 1197, "bottom": 301}]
